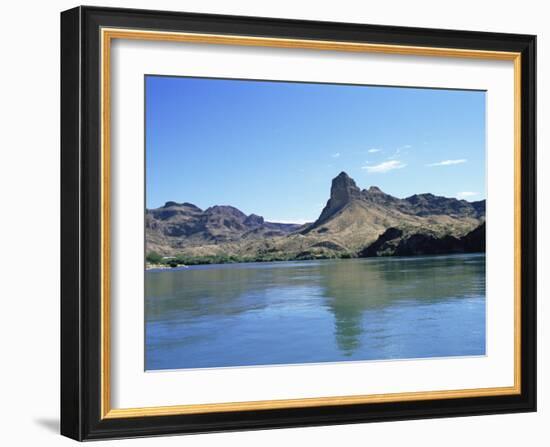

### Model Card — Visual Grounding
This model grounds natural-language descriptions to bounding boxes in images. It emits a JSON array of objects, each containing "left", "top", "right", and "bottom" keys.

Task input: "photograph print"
[{"left": 144, "top": 76, "right": 486, "bottom": 371}]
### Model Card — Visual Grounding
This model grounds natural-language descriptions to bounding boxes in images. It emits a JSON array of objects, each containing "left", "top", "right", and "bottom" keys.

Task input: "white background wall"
[{"left": 0, "top": 0, "right": 546, "bottom": 445}]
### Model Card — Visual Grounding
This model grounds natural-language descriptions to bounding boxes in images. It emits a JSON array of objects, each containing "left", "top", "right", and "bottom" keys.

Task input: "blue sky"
[{"left": 146, "top": 76, "right": 486, "bottom": 224}]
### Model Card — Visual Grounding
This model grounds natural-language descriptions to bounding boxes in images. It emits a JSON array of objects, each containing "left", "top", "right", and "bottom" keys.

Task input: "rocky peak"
[
  {"left": 204, "top": 205, "right": 247, "bottom": 219},
  {"left": 244, "top": 213, "right": 265, "bottom": 227},
  {"left": 150, "top": 201, "right": 203, "bottom": 220},
  {"left": 329, "top": 171, "right": 362, "bottom": 206},
  {"left": 403, "top": 193, "right": 485, "bottom": 218},
  {"left": 406, "top": 193, "right": 435, "bottom": 204},
  {"left": 366, "top": 186, "right": 383, "bottom": 194},
  {"left": 362, "top": 185, "right": 400, "bottom": 206},
  {"left": 363, "top": 185, "right": 387, "bottom": 198},
  {"left": 307, "top": 172, "right": 362, "bottom": 229},
  {"left": 161, "top": 201, "right": 202, "bottom": 211}
]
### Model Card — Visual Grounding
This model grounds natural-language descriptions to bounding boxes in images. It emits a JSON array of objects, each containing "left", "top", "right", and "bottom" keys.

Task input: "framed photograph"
[{"left": 60, "top": 6, "right": 536, "bottom": 441}]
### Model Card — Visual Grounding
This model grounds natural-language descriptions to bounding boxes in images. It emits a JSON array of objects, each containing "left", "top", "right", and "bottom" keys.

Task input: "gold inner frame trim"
[{"left": 100, "top": 27, "right": 522, "bottom": 419}]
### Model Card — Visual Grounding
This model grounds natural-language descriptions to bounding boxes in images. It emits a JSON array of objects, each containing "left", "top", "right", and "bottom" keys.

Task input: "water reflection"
[
  {"left": 317, "top": 256, "right": 485, "bottom": 354},
  {"left": 145, "top": 254, "right": 485, "bottom": 369}
]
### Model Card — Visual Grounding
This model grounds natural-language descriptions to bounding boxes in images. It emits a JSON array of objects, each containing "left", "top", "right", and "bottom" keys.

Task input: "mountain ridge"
[{"left": 146, "top": 171, "right": 485, "bottom": 263}]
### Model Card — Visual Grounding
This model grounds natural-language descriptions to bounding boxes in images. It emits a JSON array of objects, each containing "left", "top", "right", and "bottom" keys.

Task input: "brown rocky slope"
[{"left": 146, "top": 172, "right": 485, "bottom": 262}]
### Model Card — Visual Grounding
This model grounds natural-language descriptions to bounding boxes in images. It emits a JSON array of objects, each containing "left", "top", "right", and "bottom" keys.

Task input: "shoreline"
[
  {"left": 145, "top": 251, "right": 486, "bottom": 270},
  {"left": 145, "top": 263, "right": 182, "bottom": 270}
]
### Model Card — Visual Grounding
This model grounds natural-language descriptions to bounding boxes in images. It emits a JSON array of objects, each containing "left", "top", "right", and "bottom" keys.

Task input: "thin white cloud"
[
  {"left": 457, "top": 191, "right": 479, "bottom": 199},
  {"left": 362, "top": 160, "right": 406, "bottom": 173},
  {"left": 331, "top": 152, "right": 341, "bottom": 158},
  {"left": 388, "top": 145, "right": 411, "bottom": 159},
  {"left": 427, "top": 159, "right": 467, "bottom": 167},
  {"left": 368, "top": 148, "right": 381, "bottom": 153}
]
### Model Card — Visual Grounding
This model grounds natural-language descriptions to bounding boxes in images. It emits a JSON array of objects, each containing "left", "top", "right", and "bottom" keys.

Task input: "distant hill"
[
  {"left": 146, "top": 202, "right": 303, "bottom": 255},
  {"left": 146, "top": 172, "right": 485, "bottom": 264}
]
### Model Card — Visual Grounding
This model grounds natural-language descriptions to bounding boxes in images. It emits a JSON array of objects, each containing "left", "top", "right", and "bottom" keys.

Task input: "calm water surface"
[{"left": 145, "top": 254, "right": 485, "bottom": 370}]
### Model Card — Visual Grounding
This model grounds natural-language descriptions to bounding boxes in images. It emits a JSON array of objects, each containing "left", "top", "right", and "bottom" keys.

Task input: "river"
[{"left": 145, "top": 254, "right": 486, "bottom": 370}]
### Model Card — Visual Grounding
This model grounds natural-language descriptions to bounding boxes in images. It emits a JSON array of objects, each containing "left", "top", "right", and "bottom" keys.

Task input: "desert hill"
[{"left": 146, "top": 172, "right": 485, "bottom": 264}]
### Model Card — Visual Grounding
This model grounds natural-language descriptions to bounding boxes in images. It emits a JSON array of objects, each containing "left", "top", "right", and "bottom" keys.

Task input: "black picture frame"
[{"left": 61, "top": 5, "right": 536, "bottom": 441}]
